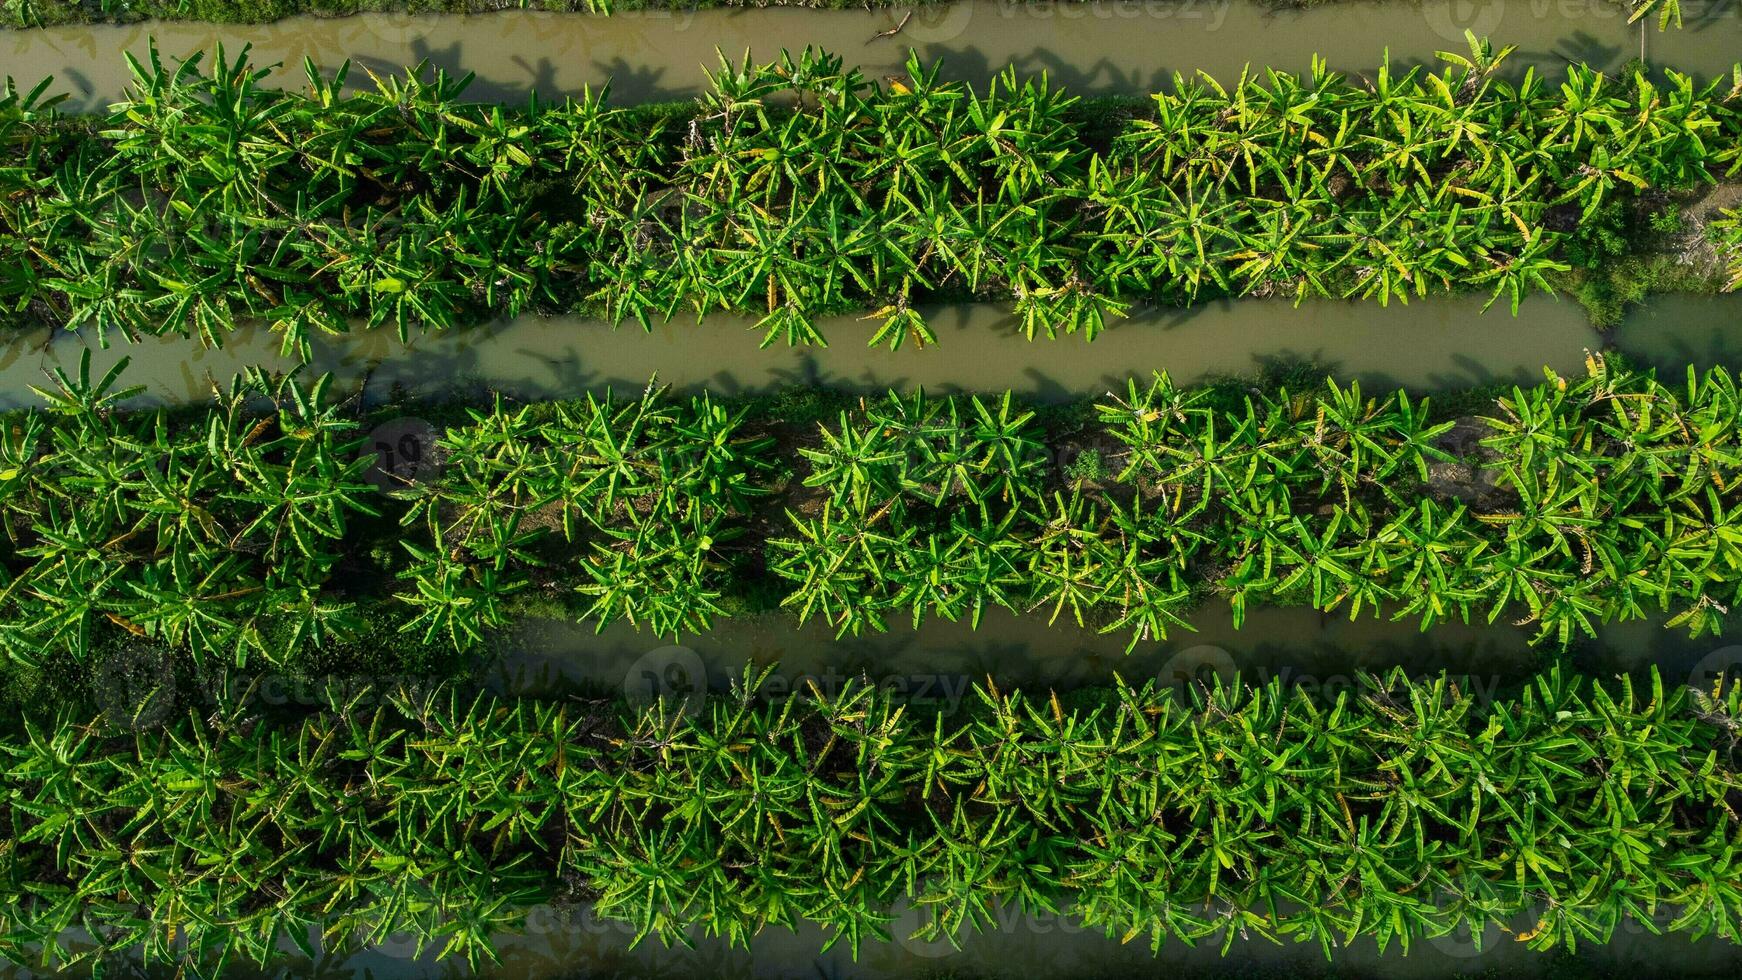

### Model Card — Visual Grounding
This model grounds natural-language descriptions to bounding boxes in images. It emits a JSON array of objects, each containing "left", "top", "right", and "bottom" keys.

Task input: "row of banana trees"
[
  {"left": 396, "top": 387, "right": 772, "bottom": 649},
  {"left": 4, "top": 352, "right": 1742, "bottom": 670},
  {"left": 1, "top": 665, "right": 1737, "bottom": 971},
  {"left": 0, "top": 356, "right": 769, "bottom": 670},
  {"left": 1719, "top": 206, "right": 1742, "bottom": 287},
  {"left": 3, "top": 39, "right": 1739, "bottom": 357},
  {"left": 771, "top": 353, "right": 1742, "bottom": 648},
  {"left": 0, "top": 358, "right": 376, "bottom": 668}
]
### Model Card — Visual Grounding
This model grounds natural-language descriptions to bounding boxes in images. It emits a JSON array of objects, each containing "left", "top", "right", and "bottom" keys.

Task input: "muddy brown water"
[
  {"left": 31, "top": 899, "right": 1742, "bottom": 979},
  {"left": 0, "top": 294, "right": 1629, "bottom": 410},
  {"left": 1615, "top": 290, "right": 1742, "bottom": 371},
  {"left": 5, "top": 1, "right": 1742, "bottom": 111},
  {"left": 4, "top": 291, "right": 1740, "bottom": 411},
  {"left": 490, "top": 597, "right": 1742, "bottom": 705}
]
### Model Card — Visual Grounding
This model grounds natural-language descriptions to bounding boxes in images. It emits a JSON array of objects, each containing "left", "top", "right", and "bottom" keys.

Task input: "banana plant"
[{"left": 8, "top": 41, "right": 1738, "bottom": 354}]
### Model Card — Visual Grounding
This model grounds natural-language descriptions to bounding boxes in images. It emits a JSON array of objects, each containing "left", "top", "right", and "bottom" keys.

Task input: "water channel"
[{"left": 6, "top": 1, "right": 1742, "bottom": 112}]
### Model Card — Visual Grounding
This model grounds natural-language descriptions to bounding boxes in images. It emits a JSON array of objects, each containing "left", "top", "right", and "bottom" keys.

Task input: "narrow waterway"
[
  {"left": 1614, "top": 291, "right": 1742, "bottom": 372},
  {"left": 0, "top": 294, "right": 1629, "bottom": 409},
  {"left": 306, "top": 907, "right": 1742, "bottom": 980},
  {"left": 6, "top": 1, "right": 1740, "bottom": 110},
  {"left": 489, "top": 599, "right": 1742, "bottom": 705},
  {"left": 6, "top": 292, "right": 1740, "bottom": 411}
]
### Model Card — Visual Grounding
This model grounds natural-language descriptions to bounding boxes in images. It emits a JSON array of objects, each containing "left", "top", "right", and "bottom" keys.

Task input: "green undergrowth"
[
  {"left": 5, "top": 350, "right": 1742, "bottom": 707},
  {"left": 1, "top": 664, "right": 1737, "bottom": 973},
  {"left": 4, "top": 41, "right": 1740, "bottom": 357}
]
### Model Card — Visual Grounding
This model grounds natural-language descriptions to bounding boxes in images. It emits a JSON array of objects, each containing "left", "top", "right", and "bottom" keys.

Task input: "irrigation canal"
[
  {"left": 4, "top": 293, "right": 1741, "bottom": 410},
  {"left": 7, "top": 1, "right": 1742, "bottom": 111}
]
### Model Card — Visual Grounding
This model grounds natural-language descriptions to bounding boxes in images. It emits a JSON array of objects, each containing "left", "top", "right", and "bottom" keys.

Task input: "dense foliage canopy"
[
  {"left": 767, "top": 353, "right": 1742, "bottom": 649},
  {"left": 2, "top": 666, "right": 1737, "bottom": 972},
  {"left": 5, "top": 354, "right": 1742, "bottom": 669},
  {"left": 4, "top": 41, "right": 1739, "bottom": 356}
]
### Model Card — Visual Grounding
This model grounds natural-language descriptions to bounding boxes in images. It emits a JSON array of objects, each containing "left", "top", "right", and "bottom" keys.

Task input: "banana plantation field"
[
  {"left": 5, "top": 6, "right": 1742, "bottom": 977},
  {"left": 4, "top": 40, "right": 1742, "bottom": 357},
  {"left": 5, "top": 352, "right": 1742, "bottom": 676},
  {"left": 2, "top": 666, "right": 1738, "bottom": 971}
]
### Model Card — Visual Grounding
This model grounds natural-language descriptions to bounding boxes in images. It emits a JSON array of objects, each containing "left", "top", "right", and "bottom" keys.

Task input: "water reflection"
[
  {"left": 0, "top": 294, "right": 1630, "bottom": 410},
  {"left": 6, "top": 2, "right": 1742, "bottom": 111},
  {"left": 1615, "top": 292, "right": 1742, "bottom": 371},
  {"left": 488, "top": 599, "right": 1742, "bottom": 705},
  {"left": 45, "top": 889, "right": 1742, "bottom": 979}
]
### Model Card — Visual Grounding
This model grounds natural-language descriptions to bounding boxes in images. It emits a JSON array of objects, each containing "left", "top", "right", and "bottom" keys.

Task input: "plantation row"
[
  {"left": 4, "top": 41, "right": 1741, "bottom": 357},
  {"left": 5, "top": 353, "right": 1742, "bottom": 670},
  {"left": 1, "top": 666, "right": 1738, "bottom": 970}
]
